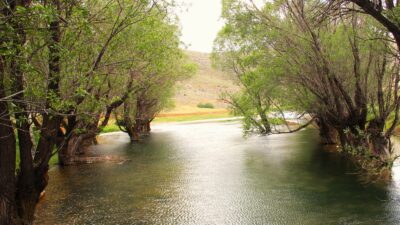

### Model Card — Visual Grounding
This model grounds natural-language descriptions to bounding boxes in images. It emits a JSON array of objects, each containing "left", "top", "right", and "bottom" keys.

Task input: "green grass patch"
[
  {"left": 49, "top": 153, "right": 58, "bottom": 165},
  {"left": 270, "top": 117, "right": 286, "bottom": 125},
  {"left": 101, "top": 123, "right": 121, "bottom": 133}
]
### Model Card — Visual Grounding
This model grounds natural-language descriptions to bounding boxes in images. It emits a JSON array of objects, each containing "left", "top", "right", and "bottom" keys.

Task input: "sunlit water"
[{"left": 35, "top": 122, "right": 400, "bottom": 225}]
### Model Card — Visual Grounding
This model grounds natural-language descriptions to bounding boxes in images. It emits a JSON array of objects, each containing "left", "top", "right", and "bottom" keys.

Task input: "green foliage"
[
  {"left": 1, "top": 0, "right": 191, "bottom": 168},
  {"left": 213, "top": 0, "right": 400, "bottom": 174},
  {"left": 197, "top": 103, "right": 215, "bottom": 109},
  {"left": 213, "top": 0, "right": 289, "bottom": 134},
  {"left": 113, "top": 7, "right": 196, "bottom": 132}
]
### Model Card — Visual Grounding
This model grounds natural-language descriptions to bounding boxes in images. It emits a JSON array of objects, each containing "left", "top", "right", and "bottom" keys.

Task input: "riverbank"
[{"left": 101, "top": 110, "right": 235, "bottom": 133}]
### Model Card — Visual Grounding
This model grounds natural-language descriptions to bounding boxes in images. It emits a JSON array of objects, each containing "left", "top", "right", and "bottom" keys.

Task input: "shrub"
[{"left": 197, "top": 102, "right": 215, "bottom": 109}]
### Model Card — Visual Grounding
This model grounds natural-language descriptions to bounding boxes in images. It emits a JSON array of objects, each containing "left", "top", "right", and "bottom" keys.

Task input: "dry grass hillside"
[{"left": 163, "top": 51, "right": 239, "bottom": 115}]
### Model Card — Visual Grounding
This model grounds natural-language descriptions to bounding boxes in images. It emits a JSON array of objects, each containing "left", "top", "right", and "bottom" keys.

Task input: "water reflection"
[{"left": 35, "top": 122, "right": 400, "bottom": 224}]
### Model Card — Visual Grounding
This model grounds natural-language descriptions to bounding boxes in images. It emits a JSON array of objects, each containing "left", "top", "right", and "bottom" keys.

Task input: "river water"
[{"left": 35, "top": 121, "right": 400, "bottom": 225}]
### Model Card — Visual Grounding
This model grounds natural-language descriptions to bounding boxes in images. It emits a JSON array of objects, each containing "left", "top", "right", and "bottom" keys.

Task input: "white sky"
[{"left": 175, "top": 0, "right": 224, "bottom": 53}]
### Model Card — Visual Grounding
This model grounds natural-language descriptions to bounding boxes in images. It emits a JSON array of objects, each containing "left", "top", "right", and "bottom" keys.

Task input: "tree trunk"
[
  {"left": 369, "top": 134, "right": 391, "bottom": 161},
  {"left": 12, "top": 1, "right": 63, "bottom": 222},
  {"left": 145, "top": 120, "right": 151, "bottom": 134},
  {"left": 1, "top": 1, "right": 37, "bottom": 223},
  {"left": 131, "top": 119, "right": 142, "bottom": 142},
  {"left": 59, "top": 136, "right": 78, "bottom": 166},
  {"left": 367, "top": 119, "right": 391, "bottom": 161},
  {"left": 315, "top": 117, "right": 337, "bottom": 145},
  {"left": 0, "top": 58, "right": 17, "bottom": 225},
  {"left": 260, "top": 115, "right": 271, "bottom": 134},
  {"left": 14, "top": 182, "right": 41, "bottom": 225},
  {"left": 59, "top": 129, "right": 98, "bottom": 165},
  {"left": 77, "top": 135, "right": 97, "bottom": 155},
  {"left": 335, "top": 120, "right": 392, "bottom": 164}
]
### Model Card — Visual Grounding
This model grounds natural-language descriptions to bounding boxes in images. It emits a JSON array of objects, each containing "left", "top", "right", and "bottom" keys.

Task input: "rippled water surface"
[{"left": 35, "top": 122, "right": 400, "bottom": 224}]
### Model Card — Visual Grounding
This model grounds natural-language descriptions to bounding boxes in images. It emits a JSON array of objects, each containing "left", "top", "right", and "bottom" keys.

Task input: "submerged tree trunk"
[
  {"left": 131, "top": 118, "right": 142, "bottom": 142},
  {"left": 259, "top": 113, "right": 272, "bottom": 134},
  {"left": 335, "top": 119, "right": 391, "bottom": 163},
  {"left": 144, "top": 120, "right": 151, "bottom": 134},
  {"left": 315, "top": 117, "right": 337, "bottom": 145},
  {"left": 58, "top": 120, "right": 99, "bottom": 165},
  {"left": 367, "top": 119, "right": 391, "bottom": 161}
]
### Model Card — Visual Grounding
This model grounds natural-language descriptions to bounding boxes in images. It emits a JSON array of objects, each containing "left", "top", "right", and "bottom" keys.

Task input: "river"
[{"left": 35, "top": 121, "right": 400, "bottom": 224}]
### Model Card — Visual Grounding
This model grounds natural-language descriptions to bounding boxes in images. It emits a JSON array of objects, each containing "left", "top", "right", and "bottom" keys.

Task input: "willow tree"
[
  {"left": 216, "top": 0, "right": 400, "bottom": 173},
  {"left": 213, "top": 34, "right": 287, "bottom": 134},
  {"left": 0, "top": 1, "right": 71, "bottom": 223},
  {"left": 115, "top": 19, "right": 196, "bottom": 141},
  {"left": 277, "top": 1, "right": 400, "bottom": 168},
  {"left": 213, "top": 0, "right": 314, "bottom": 135},
  {"left": 55, "top": 1, "right": 172, "bottom": 165},
  {"left": 0, "top": 0, "right": 174, "bottom": 223}
]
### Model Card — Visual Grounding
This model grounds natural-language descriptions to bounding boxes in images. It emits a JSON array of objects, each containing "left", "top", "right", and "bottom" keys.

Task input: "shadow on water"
[
  {"left": 35, "top": 122, "right": 400, "bottom": 225},
  {"left": 35, "top": 132, "right": 185, "bottom": 224},
  {"left": 241, "top": 129, "right": 400, "bottom": 224}
]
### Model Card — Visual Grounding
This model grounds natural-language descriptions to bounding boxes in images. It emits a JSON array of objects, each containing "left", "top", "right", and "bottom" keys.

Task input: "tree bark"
[
  {"left": 145, "top": 120, "right": 151, "bottom": 134},
  {"left": 131, "top": 119, "right": 142, "bottom": 142},
  {"left": 0, "top": 56, "right": 17, "bottom": 225},
  {"left": 367, "top": 118, "right": 391, "bottom": 160},
  {"left": 315, "top": 117, "right": 337, "bottom": 145},
  {"left": 58, "top": 119, "right": 99, "bottom": 165}
]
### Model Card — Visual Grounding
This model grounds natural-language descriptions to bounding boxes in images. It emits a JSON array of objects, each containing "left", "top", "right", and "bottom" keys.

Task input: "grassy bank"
[{"left": 154, "top": 112, "right": 232, "bottom": 123}]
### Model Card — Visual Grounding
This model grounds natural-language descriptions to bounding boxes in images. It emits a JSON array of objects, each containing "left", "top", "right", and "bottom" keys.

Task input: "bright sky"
[{"left": 175, "top": 0, "right": 224, "bottom": 53}]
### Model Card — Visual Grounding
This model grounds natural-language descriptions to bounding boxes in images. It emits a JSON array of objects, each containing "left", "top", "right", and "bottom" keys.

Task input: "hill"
[{"left": 164, "top": 51, "right": 239, "bottom": 115}]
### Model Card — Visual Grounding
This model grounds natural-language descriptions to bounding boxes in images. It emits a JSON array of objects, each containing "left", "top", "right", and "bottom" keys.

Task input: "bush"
[{"left": 197, "top": 102, "right": 215, "bottom": 109}]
